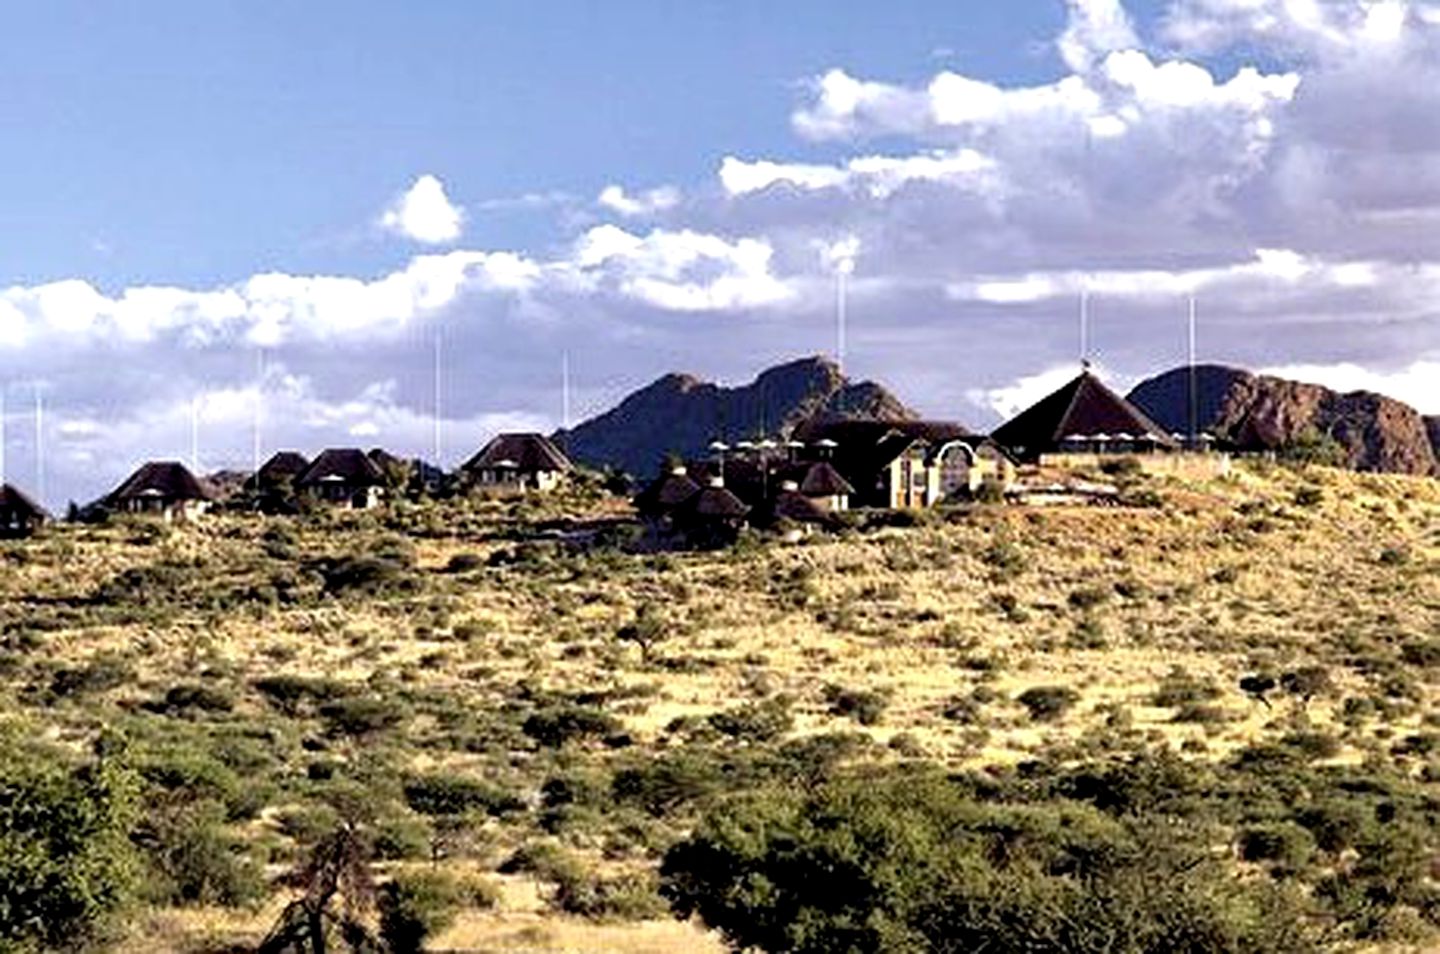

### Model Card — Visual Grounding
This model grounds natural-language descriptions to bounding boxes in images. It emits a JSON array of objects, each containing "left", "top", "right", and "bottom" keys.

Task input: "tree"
[
  {"left": 377, "top": 872, "right": 461, "bottom": 954},
  {"left": 259, "top": 821, "right": 383, "bottom": 954},
  {"left": 616, "top": 603, "right": 668, "bottom": 664},
  {"left": 661, "top": 768, "right": 1313, "bottom": 954},
  {"left": 0, "top": 730, "right": 141, "bottom": 952}
]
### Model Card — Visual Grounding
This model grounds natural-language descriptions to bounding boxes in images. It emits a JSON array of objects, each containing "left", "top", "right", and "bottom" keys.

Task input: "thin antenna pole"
[
  {"left": 836, "top": 266, "right": 847, "bottom": 377},
  {"left": 1188, "top": 294, "right": 1198, "bottom": 449},
  {"left": 190, "top": 395, "right": 200, "bottom": 474},
  {"left": 432, "top": 327, "right": 442, "bottom": 465},
  {"left": 252, "top": 348, "right": 263, "bottom": 479},
  {"left": 561, "top": 351, "right": 571, "bottom": 432},
  {"left": 0, "top": 388, "right": 6, "bottom": 488},
  {"left": 1079, "top": 288, "right": 1090, "bottom": 369},
  {"left": 34, "top": 386, "right": 43, "bottom": 505}
]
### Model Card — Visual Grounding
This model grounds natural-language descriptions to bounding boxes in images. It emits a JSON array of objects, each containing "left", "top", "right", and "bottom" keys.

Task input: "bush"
[
  {"left": 522, "top": 704, "right": 621, "bottom": 748},
  {"left": 708, "top": 696, "right": 794, "bottom": 743},
  {"left": 822, "top": 685, "right": 890, "bottom": 726},
  {"left": 661, "top": 769, "right": 1314, "bottom": 954},
  {"left": 378, "top": 871, "right": 462, "bottom": 954},
  {"left": 0, "top": 733, "right": 141, "bottom": 951},
  {"left": 1017, "top": 686, "right": 1080, "bottom": 722},
  {"left": 320, "top": 696, "right": 408, "bottom": 737},
  {"left": 139, "top": 800, "right": 266, "bottom": 907},
  {"left": 404, "top": 773, "right": 526, "bottom": 818}
]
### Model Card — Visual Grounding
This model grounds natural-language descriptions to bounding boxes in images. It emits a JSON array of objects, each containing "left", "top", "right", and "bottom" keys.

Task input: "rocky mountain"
[
  {"left": 1128, "top": 365, "right": 1439, "bottom": 476},
  {"left": 554, "top": 356, "right": 915, "bottom": 477}
]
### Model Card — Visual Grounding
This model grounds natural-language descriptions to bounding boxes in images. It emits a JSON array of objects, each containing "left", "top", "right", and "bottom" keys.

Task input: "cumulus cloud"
[
  {"left": 597, "top": 184, "right": 682, "bottom": 217},
  {"left": 1059, "top": 0, "right": 1141, "bottom": 71},
  {"left": 379, "top": 174, "right": 465, "bottom": 244}
]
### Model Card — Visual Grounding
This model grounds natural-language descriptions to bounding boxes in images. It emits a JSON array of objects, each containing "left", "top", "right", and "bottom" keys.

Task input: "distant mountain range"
[
  {"left": 553, "top": 356, "right": 913, "bottom": 477},
  {"left": 556, "top": 355, "right": 1440, "bottom": 479},
  {"left": 1128, "top": 365, "right": 1440, "bottom": 476}
]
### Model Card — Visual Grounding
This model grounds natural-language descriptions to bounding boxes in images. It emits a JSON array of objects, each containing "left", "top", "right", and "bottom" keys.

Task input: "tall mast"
[
  {"left": 1079, "top": 288, "right": 1091, "bottom": 370},
  {"left": 0, "top": 388, "right": 6, "bottom": 488},
  {"left": 1188, "top": 294, "right": 1198, "bottom": 449},
  {"left": 33, "top": 386, "right": 43, "bottom": 504},
  {"left": 190, "top": 395, "right": 200, "bottom": 474},
  {"left": 432, "top": 327, "right": 442, "bottom": 465},
  {"left": 562, "top": 351, "right": 571, "bottom": 432},
  {"left": 252, "top": 348, "right": 263, "bottom": 479}
]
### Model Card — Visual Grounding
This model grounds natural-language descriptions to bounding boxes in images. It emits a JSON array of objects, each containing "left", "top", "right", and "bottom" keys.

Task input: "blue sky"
[
  {"left": 2, "top": 0, "right": 1439, "bottom": 505},
  {"left": 2, "top": 1, "right": 1152, "bottom": 286}
]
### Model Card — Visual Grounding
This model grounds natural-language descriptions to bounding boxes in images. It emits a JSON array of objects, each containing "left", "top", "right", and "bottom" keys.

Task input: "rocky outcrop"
[
  {"left": 1129, "top": 365, "right": 1439, "bottom": 476},
  {"left": 554, "top": 356, "right": 915, "bottom": 477}
]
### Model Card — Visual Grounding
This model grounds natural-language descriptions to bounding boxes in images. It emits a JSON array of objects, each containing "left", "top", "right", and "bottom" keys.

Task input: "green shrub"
[
  {"left": 320, "top": 696, "right": 408, "bottom": 737},
  {"left": 822, "top": 685, "right": 890, "bottom": 726},
  {"left": 522, "top": 704, "right": 621, "bottom": 748},
  {"left": 708, "top": 696, "right": 794, "bottom": 743},
  {"left": 1017, "top": 686, "right": 1080, "bottom": 722},
  {"left": 0, "top": 733, "right": 141, "bottom": 951},
  {"left": 403, "top": 773, "right": 526, "bottom": 818},
  {"left": 139, "top": 800, "right": 266, "bottom": 907},
  {"left": 378, "top": 871, "right": 462, "bottom": 954},
  {"left": 661, "top": 769, "right": 1314, "bottom": 954}
]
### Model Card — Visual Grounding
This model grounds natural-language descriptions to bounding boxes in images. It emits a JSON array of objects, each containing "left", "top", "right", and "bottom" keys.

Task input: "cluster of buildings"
[{"left": 0, "top": 367, "right": 1209, "bottom": 541}]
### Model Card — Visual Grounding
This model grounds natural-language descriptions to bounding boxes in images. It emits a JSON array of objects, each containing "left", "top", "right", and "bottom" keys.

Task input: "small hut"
[
  {"left": 462, "top": 433, "right": 572, "bottom": 492},
  {"left": 294, "top": 449, "right": 387, "bottom": 509},
  {"left": 106, "top": 462, "right": 215, "bottom": 522},
  {"left": 0, "top": 483, "right": 48, "bottom": 538},
  {"left": 250, "top": 451, "right": 310, "bottom": 490},
  {"left": 633, "top": 465, "right": 701, "bottom": 526},
  {"left": 674, "top": 477, "right": 749, "bottom": 548}
]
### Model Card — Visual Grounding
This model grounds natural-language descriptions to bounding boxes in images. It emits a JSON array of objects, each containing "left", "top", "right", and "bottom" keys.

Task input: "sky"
[{"left": 2, "top": 0, "right": 1439, "bottom": 506}]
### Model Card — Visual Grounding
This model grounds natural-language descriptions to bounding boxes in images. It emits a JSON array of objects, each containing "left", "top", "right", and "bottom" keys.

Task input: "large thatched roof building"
[
  {"left": 294, "top": 449, "right": 387, "bottom": 509},
  {"left": 462, "top": 433, "right": 572, "bottom": 492},
  {"left": 990, "top": 370, "right": 1179, "bottom": 462},
  {"left": 106, "top": 462, "right": 216, "bottom": 521}
]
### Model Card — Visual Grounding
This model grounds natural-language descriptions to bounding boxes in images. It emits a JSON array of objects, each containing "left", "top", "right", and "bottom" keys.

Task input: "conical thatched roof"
[
  {"left": 252, "top": 451, "right": 310, "bottom": 487},
  {"left": 0, "top": 483, "right": 49, "bottom": 520},
  {"left": 107, "top": 462, "right": 215, "bottom": 504},
  {"left": 463, "top": 433, "right": 572, "bottom": 474},
  {"left": 990, "top": 370, "right": 1178, "bottom": 461},
  {"left": 679, "top": 482, "right": 749, "bottom": 520},
  {"left": 295, "top": 449, "right": 385, "bottom": 488},
  {"left": 634, "top": 469, "right": 701, "bottom": 514}
]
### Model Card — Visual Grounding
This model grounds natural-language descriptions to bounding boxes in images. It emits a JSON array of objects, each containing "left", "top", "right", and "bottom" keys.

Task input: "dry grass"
[{"left": 5, "top": 461, "right": 1440, "bottom": 951}]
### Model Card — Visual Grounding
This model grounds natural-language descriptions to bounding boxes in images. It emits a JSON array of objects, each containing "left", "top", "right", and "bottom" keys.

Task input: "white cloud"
[
  {"left": 573, "top": 225, "right": 794, "bottom": 312},
  {"left": 1059, "top": 0, "right": 1141, "bottom": 72},
  {"left": 968, "top": 365, "right": 1106, "bottom": 420},
  {"left": 1257, "top": 360, "right": 1440, "bottom": 413},
  {"left": 720, "top": 150, "right": 995, "bottom": 199},
  {"left": 379, "top": 174, "right": 465, "bottom": 244},
  {"left": 597, "top": 184, "right": 681, "bottom": 217}
]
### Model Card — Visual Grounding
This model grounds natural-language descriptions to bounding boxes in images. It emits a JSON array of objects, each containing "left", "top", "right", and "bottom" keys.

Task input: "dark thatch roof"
[
  {"left": 295, "top": 449, "right": 386, "bottom": 488},
  {"left": 254, "top": 451, "right": 310, "bottom": 486},
  {"left": 990, "top": 371, "right": 1179, "bottom": 461},
  {"left": 0, "top": 483, "right": 48, "bottom": 520},
  {"left": 793, "top": 460, "right": 854, "bottom": 497},
  {"left": 463, "top": 433, "right": 572, "bottom": 474},
  {"left": 108, "top": 462, "right": 216, "bottom": 504},
  {"left": 678, "top": 482, "right": 750, "bottom": 520},
  {"left": 634, "top": 469, "right": 701, "bottom": 514},
  {"left": 767, "top": 490, "right": 833, "bottom": 526}
]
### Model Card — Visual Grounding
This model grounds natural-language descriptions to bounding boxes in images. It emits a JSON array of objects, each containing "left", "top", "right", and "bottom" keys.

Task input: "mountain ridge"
[
  {"left": 553, "top": 356, "right": 915, "bottom": 477},
  {"left": 1128, "top": 364, "right": 1440, "bottom": 476}
]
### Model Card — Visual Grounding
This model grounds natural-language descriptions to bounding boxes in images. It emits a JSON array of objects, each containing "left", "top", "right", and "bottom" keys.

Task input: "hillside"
[
  {"left": 553, "top": 356, "right": 914, "bottom": 477},
  {"left": 1129, "top": 364, "right": 1440, "bottom": 475},
  {"left": 4, "top": 465, "right": 1440, "bottom": 950}
]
